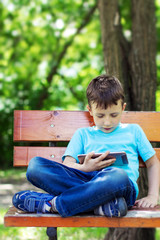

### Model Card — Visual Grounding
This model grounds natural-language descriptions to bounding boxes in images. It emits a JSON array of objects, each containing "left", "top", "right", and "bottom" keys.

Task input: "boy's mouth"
[{"left": 103, "top": 127, "right": 112, "bottom": 131}]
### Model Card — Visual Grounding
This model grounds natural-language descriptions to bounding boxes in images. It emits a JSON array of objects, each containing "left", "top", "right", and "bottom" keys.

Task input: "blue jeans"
[{"left": 26, "top": 157, "right": 136, "bottom": 217}]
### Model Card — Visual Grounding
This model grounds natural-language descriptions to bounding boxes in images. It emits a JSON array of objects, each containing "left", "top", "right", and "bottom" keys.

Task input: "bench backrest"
[{"left": 14, "top": 110, "right": 160, "bottom": 167}]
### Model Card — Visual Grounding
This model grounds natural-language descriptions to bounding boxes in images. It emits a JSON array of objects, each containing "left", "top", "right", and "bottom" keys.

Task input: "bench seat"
[{"left": 4, "top": 206, "right": 160, "bottom": 228}]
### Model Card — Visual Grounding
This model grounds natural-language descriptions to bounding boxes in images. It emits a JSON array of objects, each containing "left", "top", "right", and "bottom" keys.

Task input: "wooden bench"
[{"left": 4, "top": 110, "right": 160, "bottom": 239}]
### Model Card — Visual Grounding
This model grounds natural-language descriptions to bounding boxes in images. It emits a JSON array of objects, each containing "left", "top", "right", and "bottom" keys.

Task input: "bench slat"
[
  {"left": 4, "top": 206, "right": 160, "bottom": 228},
  {"left": 14, "top": 110, "right": 94, "bottom": 142},
  {"left": 14, "top": 110, "right": 160, "bottom": 142},
  {"left": 14, "top": 146, "right": 160, "bottom": 167},
  {"left": 13, "top": 146, "right": 65, "bottom": 166}
]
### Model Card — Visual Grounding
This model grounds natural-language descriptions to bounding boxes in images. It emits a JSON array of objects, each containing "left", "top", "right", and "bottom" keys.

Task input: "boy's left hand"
[{"left": 134, "top": 194, "right": 159, "bottom": 208}]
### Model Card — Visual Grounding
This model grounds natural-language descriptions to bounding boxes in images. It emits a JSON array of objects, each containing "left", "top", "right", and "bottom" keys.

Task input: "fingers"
[
  {"left": 97, "top": 151, "right": 111, "bottom": 160},
  {"left": 96, "top": 151, "right": 116, "bottom": 165},
  {"left": 85, "top": 151, "right": 95, "bottom": 161},
  {"left": 84, "top": 151, "right": 116, "bottom": 170},
  {"left": 96, "top": 152, "right": 116, "bottom": 168},
  {"left": 134, "top": 198, "right": 157, "bottom": 208},
  {"left": 100, "top": 151, "right": 116, "bottom": 165},
  {"left": 85, "top": 151, "right": 110, "bottom": 162},
  {"left": 101, "top": 158, "right": 116, "bottom": 167}
]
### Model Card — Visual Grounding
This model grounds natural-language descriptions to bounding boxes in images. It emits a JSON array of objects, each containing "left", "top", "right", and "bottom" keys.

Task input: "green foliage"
[
  {"left": 0, "top": 0, "right": 160, "bottom": 167},
  {"left": 0, "top": 0, "right": 102, "bottom": 111},
  {"left": 0, "top": 168, "right": 26, "bottom": 180},
  {"left": 156, "top": 90, "right": 160, "bottom": 111},
  {"left": 0, "top": 0, "right": 102, "bottom": 167}
]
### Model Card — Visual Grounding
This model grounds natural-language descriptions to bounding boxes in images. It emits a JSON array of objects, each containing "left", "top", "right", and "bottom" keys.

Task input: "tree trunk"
[
  {"left": 98, "top": 0, "right": 157, "bottom": 239},
  {"left": 98, "top": 0, "right": 132, "bottom": 109},
  {"left": 104, "top": 228, "right": 155, "bottom": 240},
  {"left": 129, "top": 0, "right": 157, "bottom": 111}
]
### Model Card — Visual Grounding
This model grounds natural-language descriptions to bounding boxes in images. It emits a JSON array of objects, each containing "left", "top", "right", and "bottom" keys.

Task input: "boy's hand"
[
  {"left": 134, "top": 194, "right": 159, "bottom": 208},
  {"left": 82, "top": 151, "right": 116, "bottom": 172}
]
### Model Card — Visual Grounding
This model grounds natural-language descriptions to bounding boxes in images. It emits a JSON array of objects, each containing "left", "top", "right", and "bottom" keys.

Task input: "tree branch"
[
  {"left": 47, "top": 3, "right": 98, "bottom": 83},
  {"left": 36, "top": 2, "right": 98, "bottom": 109}
]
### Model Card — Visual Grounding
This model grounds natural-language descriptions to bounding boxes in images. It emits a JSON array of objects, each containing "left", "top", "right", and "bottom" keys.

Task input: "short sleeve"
[
  {"left": 136, "top": 125, "right": 155, "bottom": 162},
  {"left": 62, "top": 128, "right": 84, "bottom": 163}
]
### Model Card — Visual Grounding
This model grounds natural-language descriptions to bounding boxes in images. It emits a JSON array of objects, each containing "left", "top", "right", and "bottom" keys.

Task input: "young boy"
[{"left": 13, "top": 75, "right": 159, "bottom": 217}]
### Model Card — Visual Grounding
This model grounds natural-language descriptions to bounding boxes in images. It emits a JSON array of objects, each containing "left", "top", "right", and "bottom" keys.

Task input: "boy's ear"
[
  {"left": 87, "top": 105, "right": 93, "bottom": 116},
  {"left": 122, "top": 103, "right": 126, "bottom": 111}
]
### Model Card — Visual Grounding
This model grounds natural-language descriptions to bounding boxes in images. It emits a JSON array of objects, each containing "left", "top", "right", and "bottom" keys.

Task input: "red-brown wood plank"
[
  {"left": 13, "top": 146, "right": 65, "bottom": 166},
  {"left": 4, "top": 206, "right": 160, "bottom": 228},
  {"left": 14, "top": 110, "right": 94, "bottom": 142},
  {"left": 14, "top": 110, "right": 160, "bottom": 142},
  {"left": 13, "top": 146, "right": 160, "bottom": 167}
]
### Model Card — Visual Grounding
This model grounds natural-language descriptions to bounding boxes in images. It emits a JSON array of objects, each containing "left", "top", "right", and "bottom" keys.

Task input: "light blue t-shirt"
[{"left": 62, "top": 123, "right": 155, "bottom": 197}]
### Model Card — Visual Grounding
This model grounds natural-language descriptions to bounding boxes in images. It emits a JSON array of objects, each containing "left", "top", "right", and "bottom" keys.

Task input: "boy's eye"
[
  {"left": 97, "top": 115, "right": 104, "bottom": 118},
  {"left": 111, "top": 114, "right": 118, "bottom": 118}
]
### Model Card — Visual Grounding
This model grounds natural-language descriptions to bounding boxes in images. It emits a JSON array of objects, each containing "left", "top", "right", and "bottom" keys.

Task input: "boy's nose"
[{"left": 104, "top": 118, "right": 111, "bottom": 126}]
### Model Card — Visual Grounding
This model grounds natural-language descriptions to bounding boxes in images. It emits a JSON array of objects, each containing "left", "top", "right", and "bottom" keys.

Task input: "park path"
[{"left": 0, "top": 177, "right": 39, "bottom": 208}]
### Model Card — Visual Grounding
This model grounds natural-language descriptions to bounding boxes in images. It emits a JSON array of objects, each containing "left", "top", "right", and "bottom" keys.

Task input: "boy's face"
[{"left": 87, "top": 100, "right": 126, "bottom": 133}]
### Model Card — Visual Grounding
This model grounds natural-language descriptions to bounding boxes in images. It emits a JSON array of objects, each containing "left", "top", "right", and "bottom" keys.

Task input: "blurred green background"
[{"left": 0, "top": 0, "right": 160, "bottom": 168}]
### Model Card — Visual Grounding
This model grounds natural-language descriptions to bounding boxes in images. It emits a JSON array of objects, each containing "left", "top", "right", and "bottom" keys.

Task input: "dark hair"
[{"left": 86, "top": 74, "right": 124, "bottom": 109}]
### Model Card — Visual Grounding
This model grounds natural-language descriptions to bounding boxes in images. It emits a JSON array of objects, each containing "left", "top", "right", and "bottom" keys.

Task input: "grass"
[
  {"left": 0, "top": 168, "right": 26, "bottom": 181},
  {"left": 1, "top": 169, "right": 160, "bottom": 239}
]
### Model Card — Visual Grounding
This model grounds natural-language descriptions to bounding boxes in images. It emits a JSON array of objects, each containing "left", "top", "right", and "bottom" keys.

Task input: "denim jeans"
[{"left": 26, "top": 157, "right": 136, "bottom": 217}]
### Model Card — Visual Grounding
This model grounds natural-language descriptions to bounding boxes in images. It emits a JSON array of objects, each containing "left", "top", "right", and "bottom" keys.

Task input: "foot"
[
  {"left": 12, "top": 190, "right": 54, "bottom": 213},
  {"left": 94, "top": 197, "right": 127, "bottom": 217}
]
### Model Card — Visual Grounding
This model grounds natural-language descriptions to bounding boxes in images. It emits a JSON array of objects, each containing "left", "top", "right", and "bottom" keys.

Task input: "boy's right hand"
[{"left": 82, "top": 151, "right": 116, "bottom": 172}]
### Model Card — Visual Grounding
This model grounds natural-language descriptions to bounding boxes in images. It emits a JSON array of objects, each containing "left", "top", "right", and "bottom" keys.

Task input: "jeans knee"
[
  {"left": 26, "top": 157, "right": 40, "bottom": 181},
  {"left": 111, "top": 167, "right": 129, "bottom": 185},
  {"left": 102, "top": 167, "right": 129, "bottom": 187}
]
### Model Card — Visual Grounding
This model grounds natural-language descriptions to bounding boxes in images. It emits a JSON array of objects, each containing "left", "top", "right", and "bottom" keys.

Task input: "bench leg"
[{"left": 46, "top": 227, "right": 57, "bottom": 240}]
